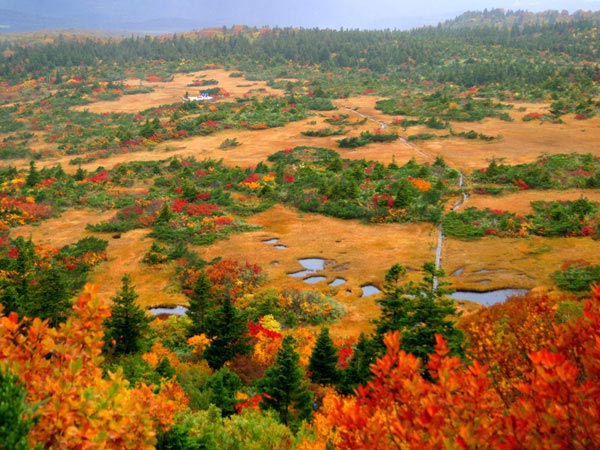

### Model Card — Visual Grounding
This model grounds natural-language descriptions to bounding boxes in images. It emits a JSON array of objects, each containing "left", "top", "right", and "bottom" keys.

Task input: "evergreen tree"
[
  {"left": 186, "top": 270, "right": 215, "bottom": 338},
  {"left": 394, "top": 179, "right": 417, "bottom": 209},
  {"left": 74, "top": 166, "right": 87, "bottom": 181},
  {"left": 156, "top": 202, "right": 173, "bottom": 224},
  {"left": 0, "top": 366, "right": 37, "bottom": 450},
  {"left": 308, "top": 327, "right": 340, "bottom": 386},
  {"left": 206, "top": 367, "right": 243, "bottom": 417},
  {"left": 25, "top": 160, "right": 41, "bottom": 187},
  {"left": 28, "top": 265, "right": 71, "bottom": 327},
  {"left": 339, "top": 332, "right": 378, "bottom": 394},
  {"left": 103, "top": 274, "right": 151, "bottom": 355},
  {"left": 203, "top": 295, "right": 251, "bottom": 370},
  {"left": 374, "top": 262, "right": 464, "bottom": 370},
  {"left": 0, "top": 237, "right": 37, "bottom": 315},
  {"left": 258, "top": 335, "right": 313, "bottom": 429}
]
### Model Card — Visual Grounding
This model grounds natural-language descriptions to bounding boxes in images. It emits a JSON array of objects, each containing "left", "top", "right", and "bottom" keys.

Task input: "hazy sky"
[{"left": 3, "top": 0, "right": 600, "bottom": 31}]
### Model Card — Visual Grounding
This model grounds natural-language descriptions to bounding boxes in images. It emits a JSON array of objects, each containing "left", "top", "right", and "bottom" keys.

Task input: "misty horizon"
[{"left": 1, "top": 0, "right": 600, "bottom": 34}]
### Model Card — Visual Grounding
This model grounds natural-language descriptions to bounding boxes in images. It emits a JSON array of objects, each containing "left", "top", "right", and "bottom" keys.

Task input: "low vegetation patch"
[{"left": 443, "top": 198, "right": 600, "bottom": 239}]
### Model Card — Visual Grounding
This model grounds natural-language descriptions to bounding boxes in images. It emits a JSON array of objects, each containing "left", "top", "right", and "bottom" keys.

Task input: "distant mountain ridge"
[
  {"left": 0, "top": 8, "right": 215, "bottom": 34},
  {"left": 440, "top": 8, "right": 600, "bottom": 28},
  {"left": 0, "top": 0, "right": 480, "bottom": 34},
  {"left": 2, "top": 4, "right": 600, "bottom": 35}
]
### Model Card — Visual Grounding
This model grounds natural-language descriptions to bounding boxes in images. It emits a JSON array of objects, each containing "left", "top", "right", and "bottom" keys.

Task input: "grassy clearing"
[
  {"left": 198, "top": 204, "right": 438, "bottom": 337},
  {"left": 6, "top": 71, "right": 600, "bottom": 335},
  {"left": 443, "top": 235, "right": 600, "bottom": 291}
]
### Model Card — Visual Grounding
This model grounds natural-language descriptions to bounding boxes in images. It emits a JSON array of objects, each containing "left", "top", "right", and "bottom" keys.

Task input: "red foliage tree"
[{"left": 300, "top": 288, "right": 600, "bottom": 449}]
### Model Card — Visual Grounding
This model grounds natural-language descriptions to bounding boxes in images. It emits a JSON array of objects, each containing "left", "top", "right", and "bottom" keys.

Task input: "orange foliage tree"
[
  {"left": 300, "top": 287, "right": 600, "bottom": 449},
  {"left": 0, "top": 284, "right": 186, "bottom": 449},
  {"left": 458, "top": 292, "right": 559, "bottom": 403}
]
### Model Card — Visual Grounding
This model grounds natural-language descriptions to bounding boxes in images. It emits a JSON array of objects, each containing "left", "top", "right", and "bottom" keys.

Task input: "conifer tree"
[
  {"left": 258, "top": 335, "right": 313, "bottom": 429},
  {"left": 308, "top": 327, "right": 340, "bottom": 386},
  {"left": 28, "top": 265, "right": 71, "bottom": 327},
  {"left": 156, "top": 202, "right": 173, "bottom": 223},
  {"left": 74, "top": 165, "right": 87, "bottom": 181},
  {"left": 0, "top": 237, "right": 37, "bottom": 315},
  {"left": 206, "top": 367, "right": 243, "bottom": 417},
  {"left": 374, "top": 262, "right": 464, "bottom": 367},
  {"left": 0, "top": 367, "right": 36, "bottom": 450},
  {"left": 25, "top": 160, "right": 40, "bottom": 187},
  {"left": 203, "top": 295, "right": 251, "bottom": 370},
  {"left": 103, "top": 274, "right": 151, "bottom": 355},
  {"left": 186, "top": 270, "right": 215, "bottom": 338},
  {"left": 339, "top": 332, "right": 378, "bottom": 394}
]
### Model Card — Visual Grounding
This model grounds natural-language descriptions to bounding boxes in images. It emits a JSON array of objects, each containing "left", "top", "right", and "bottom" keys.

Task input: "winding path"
[{"left": 341, "top": 106, "right": 469, "bottom": 288}]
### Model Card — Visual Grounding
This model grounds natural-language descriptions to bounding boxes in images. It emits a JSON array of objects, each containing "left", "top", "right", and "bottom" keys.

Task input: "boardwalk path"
[{"left": 341, "top": 106, "right": 469, "bottom": 288}]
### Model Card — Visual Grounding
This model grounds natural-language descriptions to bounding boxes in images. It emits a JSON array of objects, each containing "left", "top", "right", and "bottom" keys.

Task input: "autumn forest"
[{"left": 1, "top": 8, "right": 600, "bottom": 449}]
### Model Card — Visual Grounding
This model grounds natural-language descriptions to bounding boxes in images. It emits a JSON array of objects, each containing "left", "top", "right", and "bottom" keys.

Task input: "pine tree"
[
  {"left": 103, "top": 274, "right": 151, "bottom": 355},
  {"left": 28, "top": 265, "right": 72, "bottom": 327},
  {"left": 374, "top": 262, "right": 464, "bottom": 368},
  {"left": 203, "top": 295, "right": 251, "bottom": 370},
  {"left": 74, "top": 165, "right": 87, "bottom": 181},
  {"left": 339, "top": 332, "right": 378, "bottom": 394},
  {"left": 156, "top": 202, "right": 173, "bottom": 224},
  {"left": 206, "top": 367, "right": 242, "bottom": 417},
  {"left": 0, "top": 237, "right": 37, "bottom": 315},
  {"left": 25, "top": 160, "right": 40, "bottom": 187},
  {"left": 0, "top": 367, "right": 36, "bottom": 450},
  {"left": 186, "top": 270, "right": 215, "bottom": 338},
  {"left": 308, "top": 327, "right": 340, "bottom": 386},
  {"left": 258, "top": 335, "right": 313, "bottom": 429}
]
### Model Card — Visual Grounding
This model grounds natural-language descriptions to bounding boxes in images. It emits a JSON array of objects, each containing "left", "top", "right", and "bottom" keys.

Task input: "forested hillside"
[
  {"left": 2, "top": 9, "right": 600, "bottom": 91},
  {"left": 1, "top": 9, "right": 600, "bottom": 449}
]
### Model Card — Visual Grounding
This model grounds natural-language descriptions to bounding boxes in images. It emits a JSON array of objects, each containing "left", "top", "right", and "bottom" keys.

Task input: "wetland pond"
[
  {"left": 361, "top": 285, "right": 382, "bottom": 297},
  {"left": 149, "top": 305, "right": 188, "bottom": 316},
  {"left": 450, "top": 289, "right": 529, "bottom": 307}
]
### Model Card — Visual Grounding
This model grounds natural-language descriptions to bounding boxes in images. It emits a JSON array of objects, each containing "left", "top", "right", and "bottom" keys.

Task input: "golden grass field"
[{"left": 8, "top": 69, "right": 600, "bottom": 335}]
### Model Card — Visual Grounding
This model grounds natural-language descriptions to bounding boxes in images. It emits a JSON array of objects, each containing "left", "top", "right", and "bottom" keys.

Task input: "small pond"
[
  {"left": 361, "top": 285, "right": 382, "bottom": 297},
  {"left": 304, "top": 276, "right": 327, "bottom": 285},
  {"left": 288, "top": 258, "right": 326, "bottom": 279},
  {"left": 450, "top": 289, "right": 529, "bottom": 307},
  {"left": 298, "top": 258, "right": 326, "bottom": 271},
  {"left": 329, "top": 278, "right": 346, "bottom": 287},
  {"left": 289, "top": 270, "right": 312, "bottom": 278},
  {"left": 275, "top": 245, "right": 288, "bottom": 250},
  {"left": 262, "top": 238, "right": 280, "bottom": 244},
  {"left": 149, "top": 306, "right": 188, "bottom": 316}
]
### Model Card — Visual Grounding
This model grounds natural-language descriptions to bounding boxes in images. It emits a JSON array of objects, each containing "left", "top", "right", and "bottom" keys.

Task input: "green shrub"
[
  {"left": 407, "top": 133, "right": 437, "bottom": 141},
  {"left": 552, "top": 262, "right": 600, "bottom": 292},
  {"left": 301, "top": 128, "right": 346, "bottom": 137}
]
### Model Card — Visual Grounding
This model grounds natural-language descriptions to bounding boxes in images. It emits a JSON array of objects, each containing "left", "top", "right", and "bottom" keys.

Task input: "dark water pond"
[{"left": 450, "top": 289, "right": 529, "bottom": 306}]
